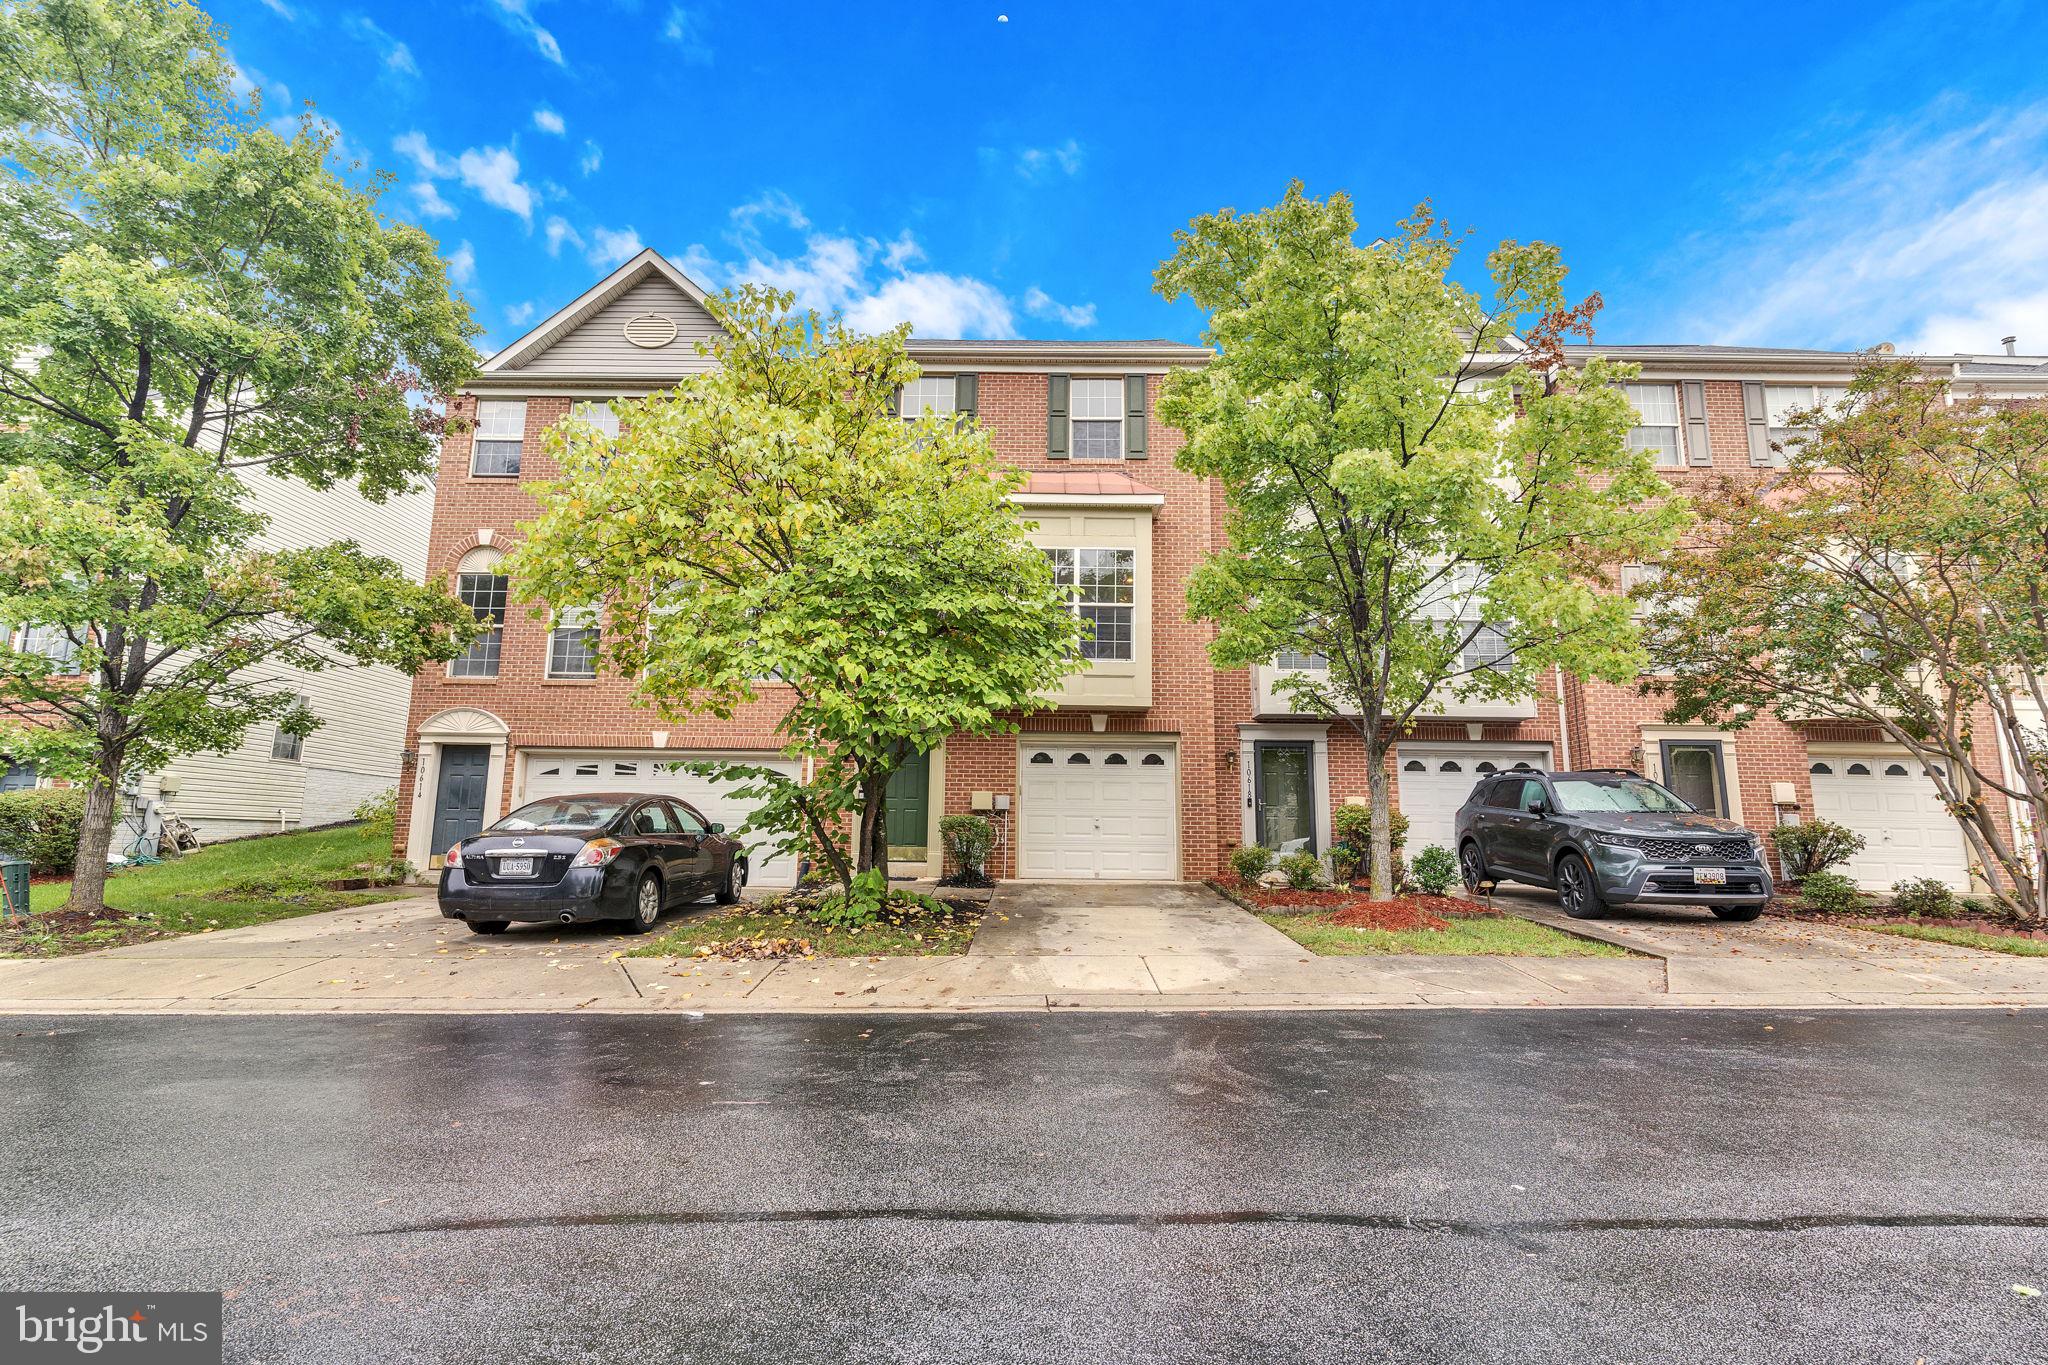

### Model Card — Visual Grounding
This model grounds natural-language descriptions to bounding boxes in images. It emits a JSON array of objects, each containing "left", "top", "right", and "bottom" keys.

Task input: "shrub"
[
  {"left": 1227, "top": 844, "right": 1274, "bottom": 882},
  {"left": 1891, "top": 877, "right": 1958, "bottom": 918},
  {"left": 352, "top": 788, "right": 397, "bottom": 837},
  {"left": 0, "top": 786, "right": 88, "bottom": 874},
  {"left": 812, "top": 868, "right": 890, "bottom": 929},
  {"left": 1411, "top": 844, "right": 1458, "bottom": 896},
  {"left": 1278, "top": 849, "right": 1324, "bottom": 890},
  {"left": 938, "top": 814, "right": 994, "bottom": 877},
  {"left": 1798, "top": 870, "right": 1863, "bottom": 915},
  {"left": 1770, "top": 819, "right": 1866, "bottom": 878},
  {"left": 1333, "top": 803, "right": 1408, "bottom": 884}
]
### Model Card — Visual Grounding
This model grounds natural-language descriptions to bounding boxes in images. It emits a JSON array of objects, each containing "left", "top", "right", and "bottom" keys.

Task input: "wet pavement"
[{"left": 2, "top": 1009, "right": 2044, "bottom": 1362}]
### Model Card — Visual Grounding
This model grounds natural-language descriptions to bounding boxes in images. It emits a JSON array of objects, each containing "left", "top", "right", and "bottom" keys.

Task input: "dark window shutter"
[
  {"left": 886, "top": 384, "right": 900, "bottom": 418},
  {"left": 1047, "top": 374, "right": 1070, "bottom": 459},
  {"left": 1124, "top": 374, "right": 1148, "bottom": 459},
  {"left": 1682, "top": 381, "right": 1711, "bottom": 467},
  {"left": 954, "top": 373, "right": 978, "bottom": 421},
  {"left": 1741, "top": 382, "right": 1770, "bottom": 466}
]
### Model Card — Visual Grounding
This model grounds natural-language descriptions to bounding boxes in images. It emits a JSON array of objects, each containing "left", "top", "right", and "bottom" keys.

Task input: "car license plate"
[
  {"left": 1693, "top": 866, "right": 1727, "bottom": 886},
  {"left": 499, "top": 857, "right": 534, "bottom": 877}
]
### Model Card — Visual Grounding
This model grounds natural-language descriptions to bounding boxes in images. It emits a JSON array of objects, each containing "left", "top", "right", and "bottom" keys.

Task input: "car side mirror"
[
  {"left": 710, "top": 822, "right": 725, "bottom": 834},
  {"left": 1528, "top": 800, "right": 1549, "bottom": 819}
]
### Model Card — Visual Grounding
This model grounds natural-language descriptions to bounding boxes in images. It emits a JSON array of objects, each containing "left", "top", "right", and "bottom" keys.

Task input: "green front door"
[{"left": 885, "top": 748, "right": 931, "bottom": 860}]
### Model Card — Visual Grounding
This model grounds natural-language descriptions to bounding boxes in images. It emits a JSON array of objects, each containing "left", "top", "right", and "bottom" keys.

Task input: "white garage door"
[
  {"left": 1018, "top": 742, "right": 1177, "bottom": 880},
  {"left": 1808, "top": 756, "right": 1972, "bottom": 892},
  {"left": 1397, "top": 746, "right": 1552, "bottom": 857},
  {"left": 523, "top": 751, "right": 803, "bottom": 888}
]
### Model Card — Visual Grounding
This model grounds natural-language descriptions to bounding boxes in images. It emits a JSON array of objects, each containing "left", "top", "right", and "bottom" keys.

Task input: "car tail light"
[
  {"left": 572, "top": 837, "right": 624, "bottom": 868},
  {"left": 445, "top": 843, "right": 464, "bottom": 868}
]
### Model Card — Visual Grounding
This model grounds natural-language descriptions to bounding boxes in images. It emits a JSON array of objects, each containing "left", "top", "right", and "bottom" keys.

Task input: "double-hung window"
[
  {"left": 1276, "top": 648, "right": 1328, "bottom": 671},
  {"left": 1624, "top": 383, "right": 1684, "bottom": 468},
  {"left": 900, "top": 377, "right": 956, "bottom": 421},
  {"left": 271, "top": 693, "right": 311, "bottom": 761},
  {"left": 16, "top": 624, "right": 81, "bottom": 673},
  {"left": 1457, "top": 622, "right": 1510, "bottom": 674},
  {"left": 1047, "top": 548, "right": 1136, "bottom": 661},
  {"left": 450, "top": 550, "right": 508, "bottom": 679},
  {"left": 1070, "top": 378, "right": 1124, "bottom": 460},
  {"left": 547, "top": 606, "right": 599, "bottom": 679},
  {"left": 570, "top": 400, "right": 620, "bottom": 438},
  {"left": 1764, "top": 385, "right": 1848, "bottom": 467},
  {"left": 472, "top": 400, "right": 526, "bottom": 476}
]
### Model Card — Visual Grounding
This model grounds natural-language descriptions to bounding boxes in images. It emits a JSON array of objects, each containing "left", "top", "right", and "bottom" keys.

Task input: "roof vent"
[
  {"left": 2003, "top": 335, "right": 2019, "bottom": 356},
  {"left": 623, "top": 313, "right": 678, "bottom": 349}
]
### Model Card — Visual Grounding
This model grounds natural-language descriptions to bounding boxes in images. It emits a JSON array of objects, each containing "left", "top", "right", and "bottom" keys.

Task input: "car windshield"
[
  {"left": 1550, "top": 777, "right": 1695, "bottom": 814},
  {"left": 490, "top": 798, "right": 628, "bottom": 832}
]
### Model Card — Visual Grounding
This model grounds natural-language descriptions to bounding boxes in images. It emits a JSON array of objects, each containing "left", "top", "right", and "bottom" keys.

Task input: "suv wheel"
[
  {"left": 1711, "top": 904, "right": 1763, "bottom": 922},
  {"left": 1555, "top": 852, "right": 1607, "bottom": 920},
  {"left": 1459, "top": 842, "right": 1491, "bottom": 893}
]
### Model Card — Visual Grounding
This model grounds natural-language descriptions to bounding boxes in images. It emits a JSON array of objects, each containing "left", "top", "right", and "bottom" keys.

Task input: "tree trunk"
[
  {"left": 855, "top": 770, "right": 890, "bottom": 876},
  {"left": 66, "top": 741, "right": 126, "bottom": 914},
  {"left": 1365, "top": 727, "right": 1394, "bottom": 901}
]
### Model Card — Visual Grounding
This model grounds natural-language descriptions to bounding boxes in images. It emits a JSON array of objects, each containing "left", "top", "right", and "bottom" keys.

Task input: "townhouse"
[{"left": 394, "top": 248, "right": 2044, "bottom": 896}]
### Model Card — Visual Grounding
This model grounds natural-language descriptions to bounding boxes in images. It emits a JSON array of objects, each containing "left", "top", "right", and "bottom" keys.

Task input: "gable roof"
[{"left": 481, "top": 249, "right": 717, "bottom": 374}]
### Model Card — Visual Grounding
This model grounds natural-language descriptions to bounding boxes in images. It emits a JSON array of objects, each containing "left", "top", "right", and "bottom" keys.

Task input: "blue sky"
[{"left": 220, "top": 0, "right": 2048, "bottom": 356}]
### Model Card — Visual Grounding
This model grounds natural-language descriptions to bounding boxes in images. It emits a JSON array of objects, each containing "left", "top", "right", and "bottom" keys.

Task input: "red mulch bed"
[{"left": 1218, "top": 879, "right": 1497, "bottom": 932}]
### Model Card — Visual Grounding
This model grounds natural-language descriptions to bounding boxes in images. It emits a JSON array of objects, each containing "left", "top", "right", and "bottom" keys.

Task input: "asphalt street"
[{"left": 2, "top": 1009, "right": 2044, "bottom": 1364}]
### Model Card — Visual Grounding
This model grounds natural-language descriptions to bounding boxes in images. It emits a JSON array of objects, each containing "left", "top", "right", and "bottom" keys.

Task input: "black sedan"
[{"left": 438, "top": 792, "right": 747, "bottom": 935}]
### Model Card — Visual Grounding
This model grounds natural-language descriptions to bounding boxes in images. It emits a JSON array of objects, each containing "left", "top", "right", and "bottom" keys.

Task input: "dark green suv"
[{"left": 1453, "top": 768, "right": 1773, "bottom": 920}]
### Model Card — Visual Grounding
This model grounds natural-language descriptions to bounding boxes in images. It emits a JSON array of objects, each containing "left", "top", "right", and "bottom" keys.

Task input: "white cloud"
[
  {"left": 411, "top": 181, "right": 457, "bottom": 220},
  {"left": 588, "top": 225, "right": 645, "bottom": 269},
  {"left": 579, "top": 140, "right": 603, "bottom": 176},
  {"left": 344, "top": 16, "right": 418, "bottom": 78},
  {"left": 447, "top": 241, "right": 476, "bottom": 287},
  {"left": 1022, "top": 286, "right": 1097, "bottom": 330},
  {"left": 226, "top": 58, "right": 292, "bottom": 117},
  {"left": 532, "top": 107, "right": 566, "bottom": 136},
  {"left": 489, "top": 0, "right": 564, "bottom": 66},
  {"left": 457, "top": 146, "right": 536, "bottom": 224},
  {"left": 544, "top": 215, "right": 583, "bottom": 257},
  {"left": 662, "top": 6, "right": 713, "bottom": 62},
  {"left": 258, "top": 0, "right": 295, "bottom": 18},
  {"left": 1657, "top": 99, "right": 2048, "bottom": 355},
  {"left": 686, "top": 195, "right": 1021, "bottom": 338},
  {"left": 505, "top": 301, "right": 538, "bottom": 328},
  {"left": 1016, "top": 138, "right": 1084, "bottom": 182},
  {"left": 392, "top": 130, "right": 455, "bottom": 179}
]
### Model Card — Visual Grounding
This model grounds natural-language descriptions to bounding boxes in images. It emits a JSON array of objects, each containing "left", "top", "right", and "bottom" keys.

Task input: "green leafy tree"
[
  {"left": 506, "top": 286, "right": 1084, "bottom": 892},
  {"left": 1650, "top": 360, "right": 2048, "bottom": 923},
  {"left": 1156, "top": 187, "right": 1690, "bottom": 897},
  {"left": 0, "top": 0, "right": 482, "bottom": 912}
]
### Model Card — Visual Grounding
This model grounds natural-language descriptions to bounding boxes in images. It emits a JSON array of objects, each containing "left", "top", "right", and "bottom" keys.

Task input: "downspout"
[{"left": 1553, "top": 664, "right": 1573, "bottom": 771}]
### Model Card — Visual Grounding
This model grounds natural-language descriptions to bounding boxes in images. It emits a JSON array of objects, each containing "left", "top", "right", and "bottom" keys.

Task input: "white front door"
[
  {"left": 1397, "top": 746, "right": 1552, "bottom": 856},
  {"left": 522, "top": 751, "right": 804, "bottom": 887},
  {"left": 1018, "top": 742, "right": 1178, "bottom": 880},
  {"left": 1808, "top": 756, "right": 1972, "bottom": 891}
]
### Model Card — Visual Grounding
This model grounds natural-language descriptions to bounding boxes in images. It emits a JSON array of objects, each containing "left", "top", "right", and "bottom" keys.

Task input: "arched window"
[
  {"left": 1029, "top": 752, "right": 1054, "bottom": 764},
  {"left": 1847, "top": 762, "right": 1871, "bottom": 776},
  {"left": 1883, "top": 763, "right": 1909, "bottom": 777},
  {"left": 1928, "top": 763, "right": 1946, "bottom": 777},
  {"left": 1403, "top": 760, "right": 1426, "bottom": 772},
  {"left": 1104, "top": 753, "right": 1129, "bottom": 765},
  {"left": 1475, "top": 761, "right": 1497, "bottom": 774},
  {"left": 1810, "top": 762, "right": 1832, "bottom": 775},
  {"left": 451, "top": 546, "right": 509, "bottom": 679},
  {"left": 1141, "top": 754, "right": 1166, "bottom": 766},
  {"left": 1439, "top": 761, "right": 1462, "bottom": 773},
  {"left": 1511, "top": 761, "right": 1533, "bottom": 770},
  {"left": 1067, "top": 752, "right": 1091, "bottom": 764}
]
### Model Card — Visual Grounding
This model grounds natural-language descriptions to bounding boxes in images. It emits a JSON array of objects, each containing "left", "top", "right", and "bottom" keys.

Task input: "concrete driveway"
[{"left": 971, "top": 881, "right": 1301, "bottom": 957}]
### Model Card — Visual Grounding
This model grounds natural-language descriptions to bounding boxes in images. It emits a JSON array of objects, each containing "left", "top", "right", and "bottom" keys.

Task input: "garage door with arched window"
[
  {"left": 1018, "top": 742, "right": 1177, "bottom": 879},
  {"left": 1807, "top": 756, "right": 1971, "bottom": 891}
]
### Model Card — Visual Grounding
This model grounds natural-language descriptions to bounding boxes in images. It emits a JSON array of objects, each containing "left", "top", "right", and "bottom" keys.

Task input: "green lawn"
[
  {"left": 6, "top": 822, "right": 409, "bottom": 956},
  {"left": 1259, "top": 910, "right": 1629, "bottom": 958},
  {"left": 1863, "top": 922, "right": 2048, "bottom": 957},
  {"left": 626, "top": 897, "right": 983, "bottom": 959}
]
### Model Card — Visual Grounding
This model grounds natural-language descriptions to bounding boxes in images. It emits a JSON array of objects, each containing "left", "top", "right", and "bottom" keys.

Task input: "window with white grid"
[
  {"left": 16, "top": 624, "right": 81, "bottom": 673},
  {"left": 1624, "top": 383, "right": 1683, "bottom": 468},
  {"left": 1047, "top": 547, "right": 1135, "bottom": 661},
  {"left": 901, "top": 377, "right": 955, "bottom": 420},
  {"left": 547, "top": 607, "right": 599, "bottom": 679},
  {"left": 1070, "top": 379, "right": 1123, "bottom": 461},
  {"left": 450, "top": 555, "right": 508, "bottom": 678},
  {"left": 271, "top": 693, "right": 310, "bottom": 761},
  {"left": 1458, "top": 623, "right": 1509, "bottom": 673},
  {"left": 1275, "top": 648, "right": 1328, "bottom": 671},
  {"left": 569, "top": 400, "right": 620, "bottom": 438},
  {"left": 1765, "top": 385, "right": 1848, "bottom": 467},
  {"left": 472, "top": 400, "right": 526, "bottom": 475}
]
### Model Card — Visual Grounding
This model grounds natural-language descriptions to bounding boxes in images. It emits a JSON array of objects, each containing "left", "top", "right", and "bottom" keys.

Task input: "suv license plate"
[
  {"left": 1693, "top": 866, "right": 1727, "bottom": 886},
  {"left": 500, "top": 857, "right": 534, "bottom": 877}
]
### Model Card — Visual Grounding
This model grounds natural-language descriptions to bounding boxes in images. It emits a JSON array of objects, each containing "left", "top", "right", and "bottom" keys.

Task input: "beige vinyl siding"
[
  {"left": 513, "top": 277, "right": 725, "bottom": 379},
  {"left": 140, "top": 472, "right": 433, "bottom": 843}
]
